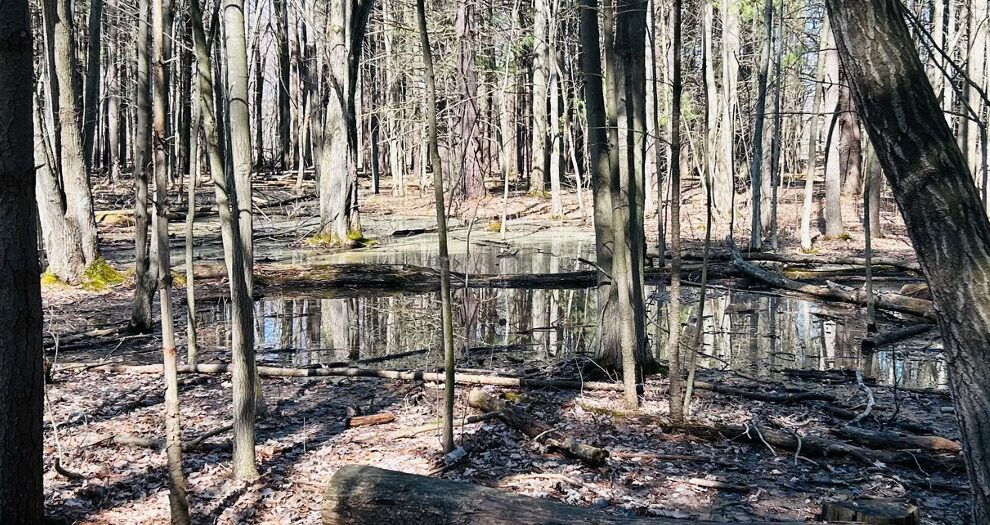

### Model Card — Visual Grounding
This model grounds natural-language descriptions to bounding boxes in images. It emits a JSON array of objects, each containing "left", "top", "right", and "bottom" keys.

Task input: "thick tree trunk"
[
  {"left": 749, "top": 0, "right": 772, "bottom": 250},
  {"left": 800, "top": 16, "right": 829, "bottom": 250},
  {"left": 34, "top": 92, "right": 86, "bottom": 284},
  {"left": 0, "top": 3, "right": 44, "bottom": 520},
  {"left": 275, "top": 0, "right": 292, "bottom": 169},
  {"left": 45, "top": 0, "right": 101, "bottom": 263},
  {"left": 822, "top": 31, "right": 843, "bottom": 237},
  {"left": 717, "top": 0, "right": 740, "bottom": 224},
  {"left": 827, "top": 0, "right": 990, "bottom": 521}
]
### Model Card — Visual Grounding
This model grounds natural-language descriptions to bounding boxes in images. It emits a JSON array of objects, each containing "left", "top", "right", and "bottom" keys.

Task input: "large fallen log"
[
  {"left": 683, "top": 249, "right": 922, "bottom": 273},
  {"left": 62, "top": 362, "right": 627, "bottom": 391},
  {"left": 693, "top": 381, "right": 836, "bottom": 403},
  {"left": 466, "top": 388, "right": 608, "bottom": 466},
  {"left": 321, "top": 465, "right": 809, "bottom": 525},
  {"left": 681, "top": 423, "right": 964, "bottom": 472},
  {"left": 830, "top": 426, "right": 962, "bottom": 454},
  {"left": 731, "top": 253, "right": 936, "bottom": 320}
]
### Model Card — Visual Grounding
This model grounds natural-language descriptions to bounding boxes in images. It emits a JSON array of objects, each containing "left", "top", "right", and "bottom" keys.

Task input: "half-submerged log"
[
  {"left": 467, "top": 388, "right": 608, "bottom": 466},
  {"left": 821, "top": 498, "right": 920, "bottom": 525},
  {"left": 321, "top": 465, "right": 808, "bottom": 525},
  {"left": 731, "top": 252, "right": 936, "bottom": 320}
]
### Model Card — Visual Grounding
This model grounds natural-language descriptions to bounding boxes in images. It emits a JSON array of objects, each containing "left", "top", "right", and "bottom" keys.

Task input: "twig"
[{"left": 752, "top": 422, "right": 777, "bottom": 456}]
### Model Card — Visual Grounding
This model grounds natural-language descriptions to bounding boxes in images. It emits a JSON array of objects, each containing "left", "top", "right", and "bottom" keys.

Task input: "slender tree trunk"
[
  {"left": 800, "top": 16, "right": 830, "bottom": 250},
  {"left": 749, "top": 0, "right": 772, "bottom": 250},
  {"left": 828, "top": 1, "right": 990, "bottom": 521},
  {"left": 768, "top": 0, "right": 784, "bottom": 251},
  {"left": 822, "top": 33, "right": 843, "bottom": 237},
  {"left": 414, "top": 0, "right": 456, "bottom": 453},
  {"left": 195, "top": 0, "right": 259, "bottom": 481},
  {"left": 666, "top": 0, "right": 684, "bottom": 422},
  {"left": 453, "top": 1, "right": 485, "bottom": 200},
  {"left": 548, "top": 25, "right": 563, "bottom": 217},
  {"left": 0, "top": 4, "right": 44, "bottom": 519},
  {"left": 131, "top": 0, "right": 156, "bottom": 333},
  {"left": 186, "top": 90, "right": 200, "bottom": 366},
  {"left": 718, "top": 0, "right": 740, "bottom": 226},
  {"left": 275, "top": 0, "right": 291, "bottom": 169},
  {"left": 83, "top": 0, "right": 104, "bottom": 166},
  {"left": 152, "top": 0, "right": 191, "bottom": 518},
  {"left": 531, "top": 0, "right": 550, "bottom": 193}
]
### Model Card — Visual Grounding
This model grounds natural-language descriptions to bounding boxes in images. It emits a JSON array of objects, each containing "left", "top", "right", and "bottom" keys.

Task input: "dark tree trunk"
[
  {"left": 827, "top": 0, "right": 990, "bottom": 521},
  {"left": 83, "top": 0, "right": 104, "bottom": 167},
  {"left": 131, "top": 0, "right": 156, "bottom": 333},
  {"left": 0, "top": 2, "right": 45, "bottom": 519},
  {"left": 454, "top": 1, "right": 485, "bottom": 200},
  {"left": 275, "top": 0, "right": 292, "bottom": 169}
]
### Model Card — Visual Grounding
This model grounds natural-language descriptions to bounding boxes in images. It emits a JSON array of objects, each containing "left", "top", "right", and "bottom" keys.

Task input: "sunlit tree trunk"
[
  {"left": 414, "top": 0, "right": 456, "bottom": 452},
  {"left": 666, "top": 0, "right": 684, "bottom": 422},
  {"left": 44, "top": 0, "right": 100, "bottom": 263},
  {"left": 828, "top": 0, "right": 990, "bottom": 520},
  {"left": 194, "top": 0, "right": 259, "bottom": 481},
  {"left": 822, "top": 31, "right": 843, "bottom": 237},
  {"left": 531, "top": 0, "right": 550, "bottom": 193},
  {"left": 718, "top": 0, "right": 740, "bottom": 226},
  {"left": 800, "top": 16, "right": 830, "bottom": 250}
]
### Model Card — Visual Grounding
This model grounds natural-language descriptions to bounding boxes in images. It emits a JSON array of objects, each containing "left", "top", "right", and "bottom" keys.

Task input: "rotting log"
[
  {"left": 346, "top": 413, "right": 396, "bottom": 428},
  {"left": 61, "top": 363, "right": 627, "bottom": 391},
  {"left": 731, "top": 252, "right": 936, "bottom": 320},
  {"left": 466, "top": 388, "right": 608, "bottom": 467},
  {"left": 321, "top": 465, "right": 810, "bottom": 525},
  {"left": 861, "top": 324, "right": 936, "bottom": 351},
  {"left": 821, "top": 498, "right": 920, "bottom": 525},
  {"left": 680, "top": 423, "right": 964, "bottom": 472},
  {"left": 831, "top": 426, "right": 962, "bottom": 453}
]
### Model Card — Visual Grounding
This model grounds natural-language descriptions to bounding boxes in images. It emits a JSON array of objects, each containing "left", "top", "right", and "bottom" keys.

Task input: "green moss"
[
  {"left": 81, "top": 257, "right": 125, "bottom": 292},
  {"left": 836, "top": 232, "right": 852, "bottom": 241},
  {"left": 486, "top": 219, "right": 502, "bottom": 233},
  {"left": 172, "top": 271, "right": 187, "bottom": 288},
  {"left": 579, "top": 402, "right": 628, "bottom": 418},
  {"left": 305, "top": 230, "right": 375, "bottom": 248},
  {"left": 41, "top": 270, "right": 62, "bottom": 286}
]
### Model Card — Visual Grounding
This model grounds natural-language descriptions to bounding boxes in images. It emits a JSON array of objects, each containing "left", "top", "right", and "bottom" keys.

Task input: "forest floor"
[{"left": 41, "top": 174, "right": 964, "bottom": 524}]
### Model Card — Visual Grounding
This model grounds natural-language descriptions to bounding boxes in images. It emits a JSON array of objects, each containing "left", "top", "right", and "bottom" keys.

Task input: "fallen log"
[
  {"left": 90, "top": 424, "right": 233, "bottom": 452},
  {"left": 680, "top": 423, "right": 963, "bottom": 472},
  {"left": 731, "top": 253, "right": 936, "bottom": 320},
  {"left": 683, "top": 249, "right": 922, "bottom": 273},
  {"left": 321, "top": 465, "right": 809, "bottom": 525},
  {"left": 346, "top": 413, "right": 396, "bottom": 428},
  {"left": 693, "top": 381, "right": 836, "bottom": 403},
  {"left": 861, "top": 324, "right": 937, "bottom": 351},
  {"left": 831, "top": 426, "right": 961, "bottom": 454},
  {"left": 393, "top": 412, "right": 498, "bottom": 439},
  {"left": 821, "top": 498, "right": 920, "bottom": 525},
  {"left": 63, "top": 362, "right": 626, "bottom": 392},
  {"left": 466, "top": 388, "right": 608, "bottom": 467}
]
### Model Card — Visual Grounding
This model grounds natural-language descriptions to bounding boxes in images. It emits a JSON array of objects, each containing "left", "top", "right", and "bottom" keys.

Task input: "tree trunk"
[
  {"left": 151, "top": 0, "right": 191, "bottom": 518},
  {"left": 83, "top": 0, "right": 104, "bottom": 167},
  {"left": 800, "top": 16, "right": 829, "bottom": 250},
  {"left": 131, "top": 0, "right": 156, "bottom": 333},
  {"left": 453, "top": 1, "right": 485, "bottom": 200},
  {"left": 822, "top": 28, "right": 843, "bottom": 237},
  {"left": 275, "top": 0, "right": 291, "bottom": 169},
  {"left": 45, "top": 0, "right": 101, "bottom": 263},
  {"left": 34, "top": 90, "right": 86, "bottom": 284},
  {"left": 827, "top": 0, "right": 990, "bottom": 521},
  {"left": 196, "top": 0, "right": 259, "bottom": 482},
  {"left": 717, "top": 0, "right": 740, "bottom": 225},
  {"left": 749, "top": 0, "right": 772, "bottom": 250},
  {"left": 0, "top": 3, "right": 44, "bottom": 519},
  {"left": 414, "top": 0, "right": 456, "bottom": 453},
  {"left": 531, "top": 0, "right": 549, "bottom": 193},
  {"left": 666, "top": 0, "right": 685, "bottom": 422},
  {"left": 223, "top": 0, "right": 254, "bottom": 294}
]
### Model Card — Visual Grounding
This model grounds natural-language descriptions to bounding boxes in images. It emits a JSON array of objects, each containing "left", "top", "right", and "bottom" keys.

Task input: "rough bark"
[
  {"left": 0, "top": 3, "right": 44, "bottom": 520},
  {"left": 453, "top": 1, "right": 485, "bottom": 200},
  {"left": 83, "top": 0, "right": 103, "bottom": 167},
  {"left": 34, "top": 91, "right": 86, "bottom": 284},
  {"left": 827, "top": 0, "right": 990, "bottom": 520},
  {"left": 800, "top": 16, "right": 830, "bottom": 250},
  {"left": 667, "top": 0, "right": 685, "bottom": 422},
  {"left": 44, "top": 0, "right": 100, "bottom": 263},
  {"left": 749, "top": 0, "right": 772, "bottom": 250},
  {"left": 530, "top": 0, "right": 549, "bottom": 192},
  {"left": 321, "top": 465, "right": 808, "bottom": 525}
]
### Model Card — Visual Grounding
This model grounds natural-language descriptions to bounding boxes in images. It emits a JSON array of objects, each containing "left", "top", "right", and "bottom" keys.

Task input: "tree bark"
[
  {"left": 0, "top": 3, "right": 44, "bottom": 520},
  {"left": 131, "top": 0, "right": 156, "bottom": 332},
  {"left": 531, "top": 0, "right": 550, "bottom": 193},
  {"left": 44, "top": 0, "right": 100, "bottom": 264},
  {"left": 749, "top": 0, "right": 772, "bottom": 250},
  {"left": 196, "top": 0, "right": 259, "bottom": 482},
  {"left": 83, "top": 0, "right": 104, "bottom": 167},
  {"left": 827, "top": 0, "right": 990, "bottom": 520}
]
